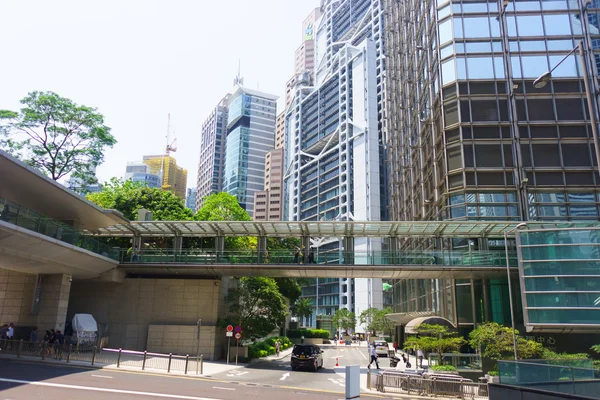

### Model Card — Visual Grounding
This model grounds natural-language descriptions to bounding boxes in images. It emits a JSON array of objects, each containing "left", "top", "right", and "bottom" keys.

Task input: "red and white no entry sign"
[
  {"left": 226, "top": 325, "right": 233, "bottom": 332},
  {"left": 234, "top": 332, "right": 242, "bottom": 340}
]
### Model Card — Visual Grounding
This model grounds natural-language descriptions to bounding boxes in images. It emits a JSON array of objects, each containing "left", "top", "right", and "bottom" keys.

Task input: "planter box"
[
  {"left": 290, "top": 338, "right": 323, "bottom": 345},
  {"left": 485, "top": 374, "right": 500, "bottom": 384}
]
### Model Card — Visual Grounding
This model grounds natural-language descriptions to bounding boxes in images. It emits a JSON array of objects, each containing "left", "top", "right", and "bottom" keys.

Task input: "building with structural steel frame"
[
  {"left": 383, "top": 0, "right": 600, "bottom": 344},
  {"left": 284, "top": 0, "right": 388, "bottom": 330}
]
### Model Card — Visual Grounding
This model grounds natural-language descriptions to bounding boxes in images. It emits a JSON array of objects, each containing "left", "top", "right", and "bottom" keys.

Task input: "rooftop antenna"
[{"left": 233, "top": 59, "right": 244, "bottom": 87}]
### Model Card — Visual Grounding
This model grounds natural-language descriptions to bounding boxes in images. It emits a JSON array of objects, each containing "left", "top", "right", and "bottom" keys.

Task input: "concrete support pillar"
[
  {"left": 133, "top": 235, "right": 142, "bottom": 249},
  {"left": 478, "top": 238, "right": 489, "bottom": 251},
  {"left": 342, "top": 236, "right": 354, "bottom": 265},
  {"left": 173, "top": 236, "right": 183, "bottom": 252},
  {"left": 37, "top": 273, "right": 72, "bottom": 332},
  {"left": 258, "top": 236, "right": 267, "bottom": 263},
  {"left": 215, "top": 236, "right": 224, "bottom": 255}
]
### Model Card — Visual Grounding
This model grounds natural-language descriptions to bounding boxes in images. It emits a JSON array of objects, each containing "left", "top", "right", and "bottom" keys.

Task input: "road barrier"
[
  {"left": 367, "top": 370, "right": 489, "bottom": 399},
  {"left": 0, "top": 339, "right": 203, "bottom": 375}
]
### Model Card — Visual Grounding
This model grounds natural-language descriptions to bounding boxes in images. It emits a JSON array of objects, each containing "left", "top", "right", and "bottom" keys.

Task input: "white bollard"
[{"left": 345, "top": 365, "right": 360, "bottom": 399}]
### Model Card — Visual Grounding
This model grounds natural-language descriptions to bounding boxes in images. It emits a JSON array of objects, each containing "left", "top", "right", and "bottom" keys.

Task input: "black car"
[{"left": 290, "top": 344, "right": 324, "bottom": 372}]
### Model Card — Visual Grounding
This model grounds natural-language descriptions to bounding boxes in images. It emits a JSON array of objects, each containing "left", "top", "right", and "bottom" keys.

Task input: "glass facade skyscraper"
[
  {"left": 224, "top": 86, "right": 277, "bottom": 216},
  {"left": 285, "top": 0, "right": 387, "bottom": 330},
  {"left": 384, "top": 0, "right": 600, "bottom": 341}
]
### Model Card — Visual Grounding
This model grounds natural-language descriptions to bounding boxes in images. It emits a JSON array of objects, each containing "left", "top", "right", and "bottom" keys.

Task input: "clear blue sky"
[{"left": 0, "top": 0, "right": 318, "bottom": 188}]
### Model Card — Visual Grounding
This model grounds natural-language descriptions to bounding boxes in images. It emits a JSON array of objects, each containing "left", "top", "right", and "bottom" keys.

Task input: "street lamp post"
[
  {"left": 533, "top": 40, "right": 600, "bottom": 181},
  {"left": 196, "top": 318, "right": 202, "bottom": 375},
  {"left": 503, "top": 222, "right": 527, "bottom": 360}
]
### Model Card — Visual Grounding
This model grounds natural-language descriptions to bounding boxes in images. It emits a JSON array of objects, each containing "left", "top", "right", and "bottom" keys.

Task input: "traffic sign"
[
  {"left": 226, "top": 331, "right": 233, "bottom": 337},
  {"left": 234, "top": 332, "right": 242, "bottom": 340},
  {"left": 234, "top": 325, "right": 242, "bottom": 333},
  {"left": 226, "top": 325, "right": 233, "bottom": 332}
]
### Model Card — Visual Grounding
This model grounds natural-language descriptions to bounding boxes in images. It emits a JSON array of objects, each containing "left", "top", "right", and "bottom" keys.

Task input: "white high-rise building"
[{"left": 284, "top": 0, "right": 386, "bottom": 330}]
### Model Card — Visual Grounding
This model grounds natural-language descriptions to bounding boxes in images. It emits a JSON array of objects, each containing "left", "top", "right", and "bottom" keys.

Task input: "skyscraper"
[
  {"left": 383, "top": 0, "right": 600, "bottom": 342},
  {"left": 223, "top": 85, "right": 277, "bottom": 216},
  {"left": 196, "top": 95, "right": 229, "bottom": 211},
  {"left": 186, "top": 187, "right": 197, "bottom": 211},
  {"left": 142, "top": 155, "right": 188, "bottom": 200},
  {"left": 253, "top": 148, "right": 284, "bottom": 221},
  {"left": 284, "top": 0, "right": 387, "bottom": 329},
  {"left": 124, "top": 162, "right": 161, "bottom": 189}
]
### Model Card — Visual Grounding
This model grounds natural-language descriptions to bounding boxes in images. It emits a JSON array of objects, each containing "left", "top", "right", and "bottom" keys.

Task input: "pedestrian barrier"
[
  {"left": 0, "top": 339, "right": 203, "bottom": 375},
  {"left": 367, "top": 370, "right": 489, "bottom": 399}
]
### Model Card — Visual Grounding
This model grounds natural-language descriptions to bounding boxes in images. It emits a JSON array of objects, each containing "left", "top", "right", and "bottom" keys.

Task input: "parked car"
[
  {"left": 373, "top": 341, "right": 389, "bottom": 357},
  {"left": 291, "top": 344, "right": 324, "bottom": 372}
]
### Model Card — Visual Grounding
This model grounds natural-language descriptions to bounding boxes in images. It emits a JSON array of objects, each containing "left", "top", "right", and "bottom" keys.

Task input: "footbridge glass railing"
[
  {"left": 119, "top": 248, "right": 518, "bottom": 267},
  {"left": 0, "top": 197, "right": 119, "bottom": 261}
]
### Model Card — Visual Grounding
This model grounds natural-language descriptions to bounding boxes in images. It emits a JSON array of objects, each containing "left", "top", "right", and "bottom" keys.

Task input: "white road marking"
[
  {"left": 279, "top": 372, "right": 290, "bottom": 381},
  {"left": 327, "top": 377, "right": 345, "bottom": 387},
  {"left": 212, "top": 387, "right": 235, "bottom": 391},
  {"left": 0, "top": 378, "right": 221, "bottom": 400},
  {"left": 226, "top": 371, "right": 248, "bottom": 377},
  {"left": 91, "top": 375, "right": 113, "bottom": 379},
  {"left": 357, "top": 348, "right": 368, "bottom": 360},
  {"left": 330, "top": 355, "right": 344, "bottom": 359}
]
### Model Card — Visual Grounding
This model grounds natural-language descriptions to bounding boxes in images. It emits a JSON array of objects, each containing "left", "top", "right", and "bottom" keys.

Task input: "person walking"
[
  {"left": 308, "top": 250, "right": 315, "bottom": 264},
  {"left": 417, "top": 349, "right": 425, "bottom": 368},
  {"left": 368, "top": 344, "right": 380, "bottom": 370},
  {"left": 293, "top": 248, "right": 299, "bottom": 264},
  {"left": 55, "top": 330, "right": 65, "bottom": 359},
  {"left": 275, "top": 339, "right": 281, "bottom": 357}
]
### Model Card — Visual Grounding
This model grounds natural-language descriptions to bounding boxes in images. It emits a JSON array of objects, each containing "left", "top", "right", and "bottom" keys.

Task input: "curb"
[{"left": 248, "top": 348, "right": 293, "bottom": 364}]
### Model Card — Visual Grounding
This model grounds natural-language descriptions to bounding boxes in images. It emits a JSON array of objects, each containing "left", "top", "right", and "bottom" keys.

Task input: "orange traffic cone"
[{"left": 336, "top": 358, "right": 339, "bottom": 367}]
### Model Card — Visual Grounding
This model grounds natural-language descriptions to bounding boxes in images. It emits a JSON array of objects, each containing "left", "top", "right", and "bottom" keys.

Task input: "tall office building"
[
  {"left": 142, "top": 155, "right": 188, "bottom": 200},
  {"left": 196, "top": 95, "right": 229, "bottom": 211},
  {"left": 384, "top": 0, "right": 600, "bottom": 341},
  {"left": 253, "top": 149, "right": 284, "bottom": 221},
  {"left": 186, "top": 188, "right": 197, "bottom": 211},
  {"left": 295, "top": 8, "right": 321, "bottom": 78},
  {"left": 223, "top": 85, "right": 277, "bottom": 216},
  {"left": 124, "top": 162, "right": 161, "bottom": 188},
  {"left": 284, "top": 0, "right": 387, "bottom": 329},
  {"left": 275, "top": 112, "right": 286, "bottom": 150}
]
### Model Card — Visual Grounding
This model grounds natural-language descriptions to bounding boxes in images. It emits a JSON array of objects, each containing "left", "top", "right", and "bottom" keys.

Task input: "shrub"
[
  {"left": 431, "top": 365, "right": 457, "bottom": 372},
  {"left": 486, "top": 370, "right": 499, "bottom": 376},
  {"left": 258, "top": 350, "right": 268, "bottom": 358},
  {"left": 247, "top": 336, "right": 292, "bottom": 360},
  {"left": 287, "top": 329, "right": 330, "bottom": 339}
]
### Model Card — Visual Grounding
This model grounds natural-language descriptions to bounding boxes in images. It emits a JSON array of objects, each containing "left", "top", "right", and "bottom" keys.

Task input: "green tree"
[
  {"left": 333, "top": 308, "right": 356, "bottom": 334},
  {"left": 377, "top": 307, "right": 396, "bottom": 338},
  {"left": 220, "top": 277, "right": 287, "bottom": 340},
  {"left": 0, "top": 91, "right": 116, "bottom": 184},
  {"left": 404, "top": 324, "right": 466, "bottom": 362},
  {"left": 291, "top": 298, "right": 313, "bottom": 327},
  {"left": 87, "top": 178, "right": 193, "bottom": 221},
  {"left": 274, "top": 278, "right": 303, "bottom": 303},
  {"left": 195, "top": 192, "right": 255, "bottom": 250},
  {"left": 358, "top": 308, "right": 380, "bottom": 335},
  {"left": 469, "top": 322, "right": 542, "bottom": 360}
]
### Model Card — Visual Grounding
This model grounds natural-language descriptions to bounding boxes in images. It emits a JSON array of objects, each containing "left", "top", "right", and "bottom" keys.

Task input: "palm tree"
[{"left": 291, "top": 298, "right": 313, "bottom": 327}]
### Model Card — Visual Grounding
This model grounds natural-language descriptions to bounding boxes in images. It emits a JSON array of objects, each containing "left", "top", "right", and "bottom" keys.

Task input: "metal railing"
[
  {"left": 0, "top": 339, "right": 203, "bottom": 375},
  {"left": 0, "top": 198, "right": 119, "bottom": 261},
  {"left": 428, "top": 353, "right": 483, "bottom": 371},
  {"left": 120, "top": 248, "right": 518, "bottom": 267},
  {"left": 367, "top": 370, "right": 489, "bottom": 399}
]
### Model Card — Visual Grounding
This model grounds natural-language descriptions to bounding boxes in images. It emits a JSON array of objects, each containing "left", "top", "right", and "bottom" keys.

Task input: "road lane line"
[
  {"left": 91, "top": 375, "right": 113, "bottom": 379},
  {"left": 0, "top": 378, "right": 221, "bottom": 400},
  {"left": 357, "top": 348, "right": 368, "bottom": 360},
  {"left": 279, "top": 372, "right": 290, "bottom": 381},
  {"left": 212, "top": 387, "right": 235, "bottom": 391}
]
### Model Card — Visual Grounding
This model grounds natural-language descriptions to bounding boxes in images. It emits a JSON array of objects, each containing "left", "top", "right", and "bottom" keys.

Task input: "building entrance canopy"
[{"left": 85, "top": 220, "right": 593, "bottom": 238}]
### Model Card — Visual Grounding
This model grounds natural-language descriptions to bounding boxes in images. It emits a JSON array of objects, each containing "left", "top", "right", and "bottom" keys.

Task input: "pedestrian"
[
  {"left": 417, "top": 349, "right": 425, "bottom": 368},
  {"left": 265, "top": 250, "right": 271, "bottom": 264},
  {"left": 275, "top": 339, "right": 281, "bottom": 357},
  {"left": 29, "top": 327, "right": 38, "bottom": 343},
  {"left": 0, "top": 324, "right": 8, "bottom": 350},
  {"left": 308, "top": 250, "right": 315, "bottom": 264},
  {"left": 131, "top": 245, "right": 139, "bottom": 262},
  {"left": 7, "top": 323, "right": 14, "bottom": 340},
  {"left": 48, "top": 329, "right": 56, "bottom": 356},
  {"left": 0, "top": 204, "right": 9, "bottom": 221},
  {"left": 293, "top": 248, "right": 299, "bottom": 264},
  {"left": 368, "top": 344, "right": 380, "bottom": 370},
  {"left": 55, "top": 330, "right": 65, "bottom": 359}
]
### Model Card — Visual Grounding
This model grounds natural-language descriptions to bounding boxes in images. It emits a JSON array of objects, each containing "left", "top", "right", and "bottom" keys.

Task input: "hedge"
[
  {"left": 248, "top": 336, "right": 292, "bottom": 360},
  {"left": 431, "top": 364, "right": 457, "bottom": 372},
  {"left": 287, "top": 329, "right": 330, "bottom": 339}
]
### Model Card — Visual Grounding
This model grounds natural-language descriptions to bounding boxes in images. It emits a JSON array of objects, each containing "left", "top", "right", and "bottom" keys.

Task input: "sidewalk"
[{"left": 249, "top": 346, "right": 293, "bottom": 363}]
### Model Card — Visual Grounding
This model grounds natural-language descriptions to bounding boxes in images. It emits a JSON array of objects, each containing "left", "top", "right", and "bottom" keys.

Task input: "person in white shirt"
[
  {"left": 368, "top": 345, "right": 380, "bottom": 369},
  {"left": 7, "top": 323, "right": 14, "bottom": 339},
  {"left": 417, "top": 349, "right": 425, "bottom": 368}
]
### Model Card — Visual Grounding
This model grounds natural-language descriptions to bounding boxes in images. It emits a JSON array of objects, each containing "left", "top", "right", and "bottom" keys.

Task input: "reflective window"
[
  {"left": 492, "top": 42, "right": 502, "bottom": 52},
  {"left": 521, "top": 55, "right": 549, "bottom": 78},
  {"left": 440, "top": 43, "right": 454, "bottom": 59},
  {"left": 457, "top": 58, "right": 467, "bottom": 79},
  {"left": 466, "top": 42, "right": 491, "bottom": 53},
  {"left": 463, "top": 17, "right": 490, "bottom": 38},
  {"left": 454, "top": 18, "right": 464, "bottom": 38},
  {"left": 547, "top": 39, "right": 575, "bottom": 51},
  {"left": 494, "top": 57, "right": 505, "bottom": 78},
  {"left": 462, "top": 3, "right": 488, "bottom": 13},
  {"left": 455, "top": 43, "right": 465, "bottom": 53},
  {"left": 438, "top": 5, "right": 451, "bottom": 19},
  {"left": 542, "top": 0, "right": 569, "bottom": 10},
  {"left": 467, "top": 57, "right": 495, "bottom": 79},
  {"left": 568, "top": 193, "right": 596, "bottom": 203},
  {"left": 544, "top": 14, "right": 573, "bottom": 35},
  {"left": 439, "top": 19, "right": 453, "bottom": 44},
  {"left": 515, "top": 1, "right": 542, "bottom": 11},
  {"left": 517, "top": 16, "right": 544, "bottom": 37},
  {"left": 519, "top": 41, "right": 546, "bottom": 51},
  {"left": 548, "top": 54, "right": 579, "bottom": 77},
  {"left": 442, "top": 59, "right": 456, "bottom": 85}
]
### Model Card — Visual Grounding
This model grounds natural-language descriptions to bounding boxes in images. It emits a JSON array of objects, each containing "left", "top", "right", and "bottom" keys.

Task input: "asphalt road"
[
  {"left": 0, "top": 358, "right": 397, "bottom": 400},
  {"left": 210, "top": 345, "right": 394, "bottom": 392}
]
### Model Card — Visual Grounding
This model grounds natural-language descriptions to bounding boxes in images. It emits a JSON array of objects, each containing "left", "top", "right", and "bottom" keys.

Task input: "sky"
[{"left": 0, "top": 0, "right": 319, "bottom": 189}]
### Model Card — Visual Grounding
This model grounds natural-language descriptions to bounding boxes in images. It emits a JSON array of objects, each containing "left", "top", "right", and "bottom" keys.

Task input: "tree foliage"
[
  {"left": 195, "top": 192, "right": 255, "bottom": 250},
  {"left": 0, "top": 91, "right": 116, "bottom": 184},
  {"left": 404, "top": 324, "right": 466, "bottom": 360},
  {"left": 220, "top": 277, "right": 287, "bottom": 340},
  {"left": 291, "top": 298, "right": 313, "bottom": 327},
  {"left": 274, "top": 278, "right": 303, "bottom": 303},
  {"left": 87, "top": 178, "right": 193, "bottom": 221},
  {"left": 468, "top": 322, "right": 542, "bottom": 360},
  {"left": 333, "top": 308, "right": 356, "bottom": 333},
  {"left": 358, "top": 307, "right": 394, "bottom": 336}
]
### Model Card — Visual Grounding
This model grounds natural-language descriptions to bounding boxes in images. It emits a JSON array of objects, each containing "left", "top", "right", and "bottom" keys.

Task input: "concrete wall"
[
  {"left": 147, "top": 325, "right": 219, "bottom": 360},
  {"left": 67, "top": 277, "right": 229, "bottom": 360},
  {"left": 0, "top": 270, "right": 71, "bottom": 336}
]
